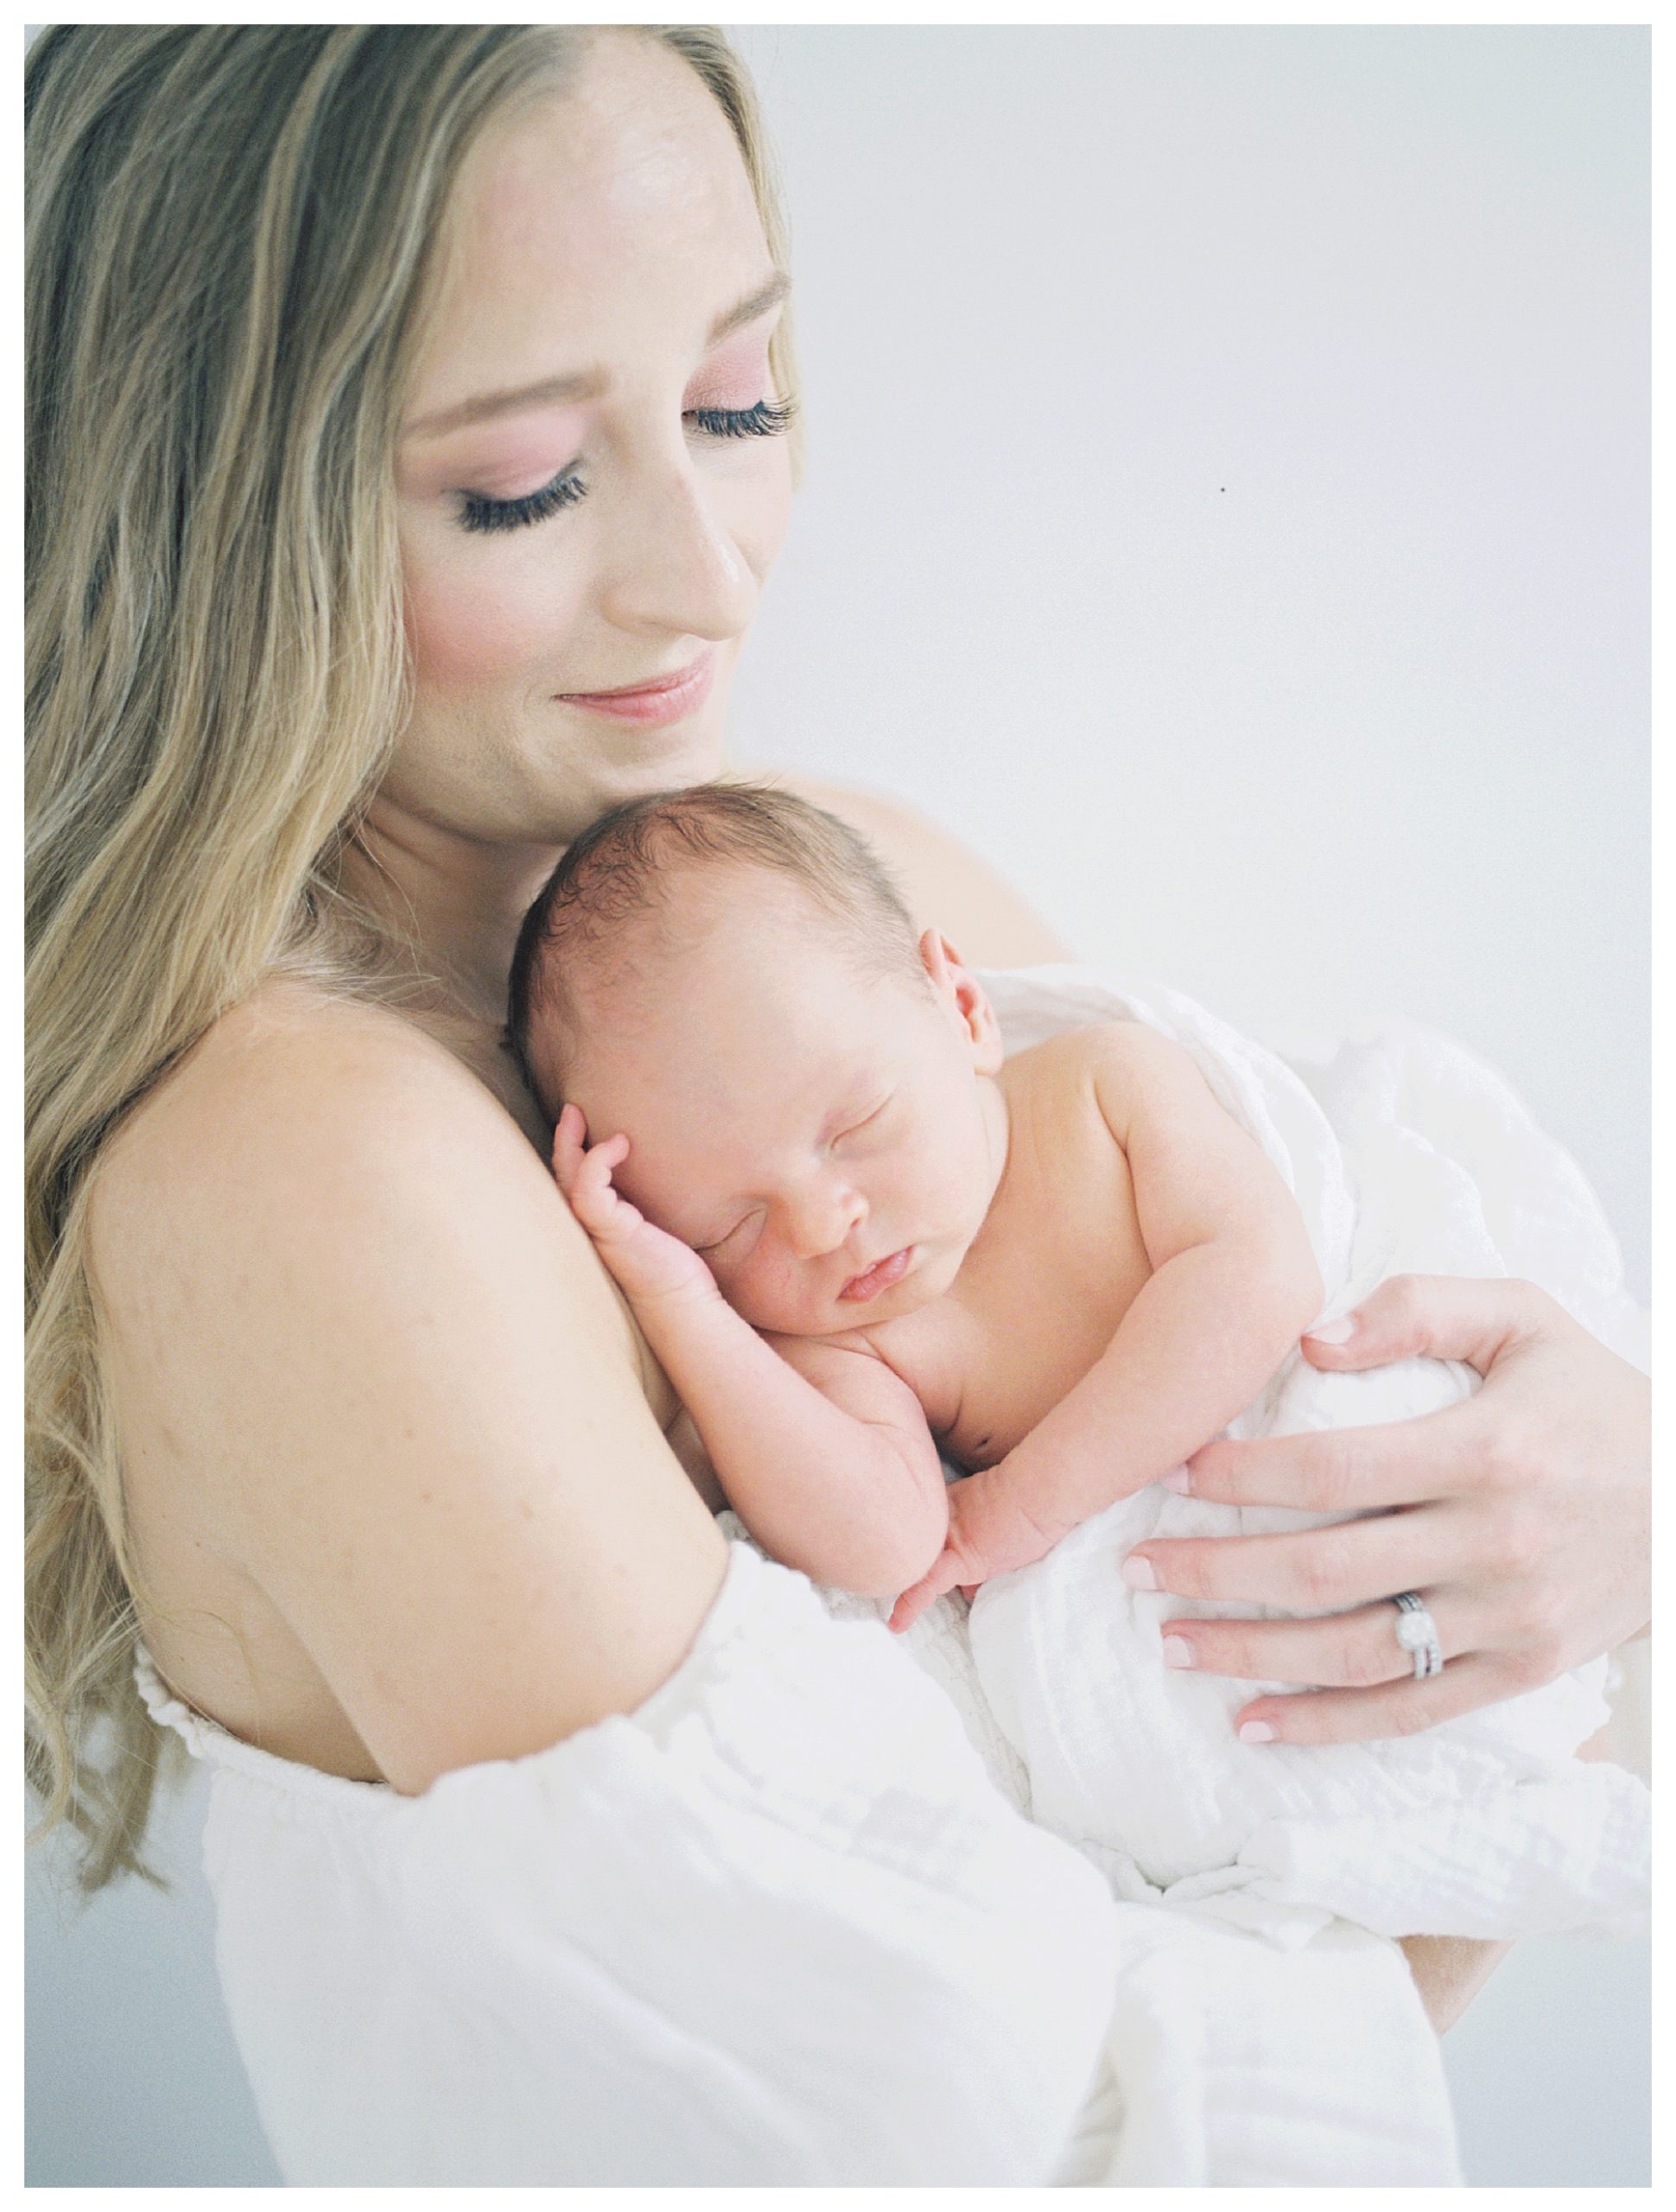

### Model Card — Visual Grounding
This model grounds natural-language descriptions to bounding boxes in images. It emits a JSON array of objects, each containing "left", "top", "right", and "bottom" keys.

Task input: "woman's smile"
[{"left": 557, "top": 650, "right": 716, "bottom": 725}]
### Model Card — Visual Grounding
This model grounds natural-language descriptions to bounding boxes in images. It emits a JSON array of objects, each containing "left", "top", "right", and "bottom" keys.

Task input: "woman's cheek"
[
  {"left": 403, "top": 535, "right": 582, "bottom": 695},
  {"left": 727, "top": 442, "right": 795, "bottom": 585}
]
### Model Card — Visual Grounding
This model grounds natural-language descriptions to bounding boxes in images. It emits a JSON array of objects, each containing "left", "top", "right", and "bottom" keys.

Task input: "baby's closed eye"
[{"left": 695, "top": 1209, "right": 764, "bottom": 1257}]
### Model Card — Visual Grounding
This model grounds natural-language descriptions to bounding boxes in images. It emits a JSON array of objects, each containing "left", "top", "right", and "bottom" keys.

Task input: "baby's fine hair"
[{"left": 506, "top": 781, "right": 924, "bottom": 1114}]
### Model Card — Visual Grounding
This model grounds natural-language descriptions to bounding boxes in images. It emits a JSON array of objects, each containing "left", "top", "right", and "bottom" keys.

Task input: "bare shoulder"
[
  {"left": 1057, "top": 1019, "right": 1213, "bottom": 1127},
  {"left": 95, "top": 982, "right": 556, "bottom": 1256},
  {"left": 1005, "top": 1017, "right": 1194, "bottom": 1108},
  {"left": 769, "top": 772, "right": 1071, "bottom": 968},
  {"left": 96, "top": 979, "right": 522, "bottom": 1231},
  {"left": 90, "top": 980, "right": 724, "bottom": 1790},
  {"left": 92, "top": 978, "right": 615, "bottom": 1372}
]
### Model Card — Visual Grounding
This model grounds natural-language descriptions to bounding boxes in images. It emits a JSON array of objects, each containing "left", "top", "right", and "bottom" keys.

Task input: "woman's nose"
[
  {"left": 596, "top": 451, "right": 759, "bottom": 644},
  {"left": 782, "top": 1179, "right": 867, "bottom": 1262}
]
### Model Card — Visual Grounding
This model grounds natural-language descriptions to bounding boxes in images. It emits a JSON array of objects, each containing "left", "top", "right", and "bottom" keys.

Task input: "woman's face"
[{"left": 390, "top": 32, "right": 794, "bottom": 850}]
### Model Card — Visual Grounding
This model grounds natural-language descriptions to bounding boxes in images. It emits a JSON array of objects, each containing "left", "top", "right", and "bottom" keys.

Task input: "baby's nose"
[{"left": 784, "top": 1180, "right": 867, "bottom": 1261}]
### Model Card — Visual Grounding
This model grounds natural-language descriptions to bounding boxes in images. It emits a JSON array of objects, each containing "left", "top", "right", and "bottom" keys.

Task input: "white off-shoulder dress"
[{"left": 136, "top": 1537, "right": 1461, "bottom": 2186}]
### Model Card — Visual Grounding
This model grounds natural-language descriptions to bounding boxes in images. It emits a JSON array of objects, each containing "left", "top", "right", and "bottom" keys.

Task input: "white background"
[{"left": 28, "top": 22, "right": 1649, "bottom": 2188}]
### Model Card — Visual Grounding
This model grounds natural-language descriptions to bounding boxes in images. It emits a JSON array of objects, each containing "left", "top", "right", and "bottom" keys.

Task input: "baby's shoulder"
[{"left": 1003, "top": 1017, "right": 1195, "bottom": 1117}]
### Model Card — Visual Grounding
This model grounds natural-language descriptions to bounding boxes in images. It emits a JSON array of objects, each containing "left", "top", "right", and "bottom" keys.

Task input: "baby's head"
[{"left": 508, "top": 784, "right": 1008, "bottom": 1336}]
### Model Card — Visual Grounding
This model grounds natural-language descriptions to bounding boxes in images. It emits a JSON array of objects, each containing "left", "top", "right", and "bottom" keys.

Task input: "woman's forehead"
[{"left": 405, "top": 33, "right": 774, "bottom": 430}]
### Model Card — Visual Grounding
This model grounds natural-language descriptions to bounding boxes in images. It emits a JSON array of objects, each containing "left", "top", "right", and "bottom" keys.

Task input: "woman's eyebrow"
[{"left": 403, "top": 271, "right": 790, "bottom": 442}]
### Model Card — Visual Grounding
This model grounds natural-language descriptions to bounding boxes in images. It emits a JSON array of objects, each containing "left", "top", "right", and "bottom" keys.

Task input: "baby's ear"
[{"left": 919, "top": 929, "right": 1005, "bottom": 1074}]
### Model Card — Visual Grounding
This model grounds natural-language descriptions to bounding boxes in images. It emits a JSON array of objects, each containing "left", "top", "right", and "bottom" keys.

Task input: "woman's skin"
[{"left": 86, "top": 31, "right": 1645, "bottom": 2041}]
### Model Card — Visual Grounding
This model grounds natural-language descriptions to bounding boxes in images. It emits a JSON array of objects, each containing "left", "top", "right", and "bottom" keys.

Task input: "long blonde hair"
[{"left": 25, "top": 23, "right": 795, "bottom": 1891}]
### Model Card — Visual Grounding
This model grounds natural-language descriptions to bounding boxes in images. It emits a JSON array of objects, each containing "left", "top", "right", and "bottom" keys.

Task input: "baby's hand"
[
  {"left": 887, "top": 1465, "right": 1070, "bottom": 1633},
  {"left": 552, "top": 1103, "right": 719, "bottom": 1309}
]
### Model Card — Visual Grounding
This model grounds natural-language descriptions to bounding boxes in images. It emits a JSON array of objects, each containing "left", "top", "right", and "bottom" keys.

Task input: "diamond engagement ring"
[{"left": 1392, "top": 1592, "right": 1444, "bottom": 1680}]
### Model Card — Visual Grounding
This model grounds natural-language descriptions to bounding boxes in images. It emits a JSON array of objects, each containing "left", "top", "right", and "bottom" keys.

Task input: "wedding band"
[{"left": 1392, "top": 1592, "right": 1444, "bottom": 1680}]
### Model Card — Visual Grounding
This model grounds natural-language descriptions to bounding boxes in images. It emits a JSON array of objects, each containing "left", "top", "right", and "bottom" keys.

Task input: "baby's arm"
[
  {"left": 554, "top": 1107, "right": 948, "bottom": 1599},
  {"left": 892, "top": 1026, "right": 1324, "bottom": 1629}
]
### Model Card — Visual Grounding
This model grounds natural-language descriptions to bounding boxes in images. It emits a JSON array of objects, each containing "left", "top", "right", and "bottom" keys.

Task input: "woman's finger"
[
  {"left": 1185, "top": 1405, "right": 1467, "bottom": 1512},
  {"left": 1300, "top": 1272, "right": 1555, "bottom": 1381},
  {"left": 1160, "top": 1591, "right": 1476, "bottom": 1689},
  {"left": 1231, "top": 1651, "right": 1515, "bottom": 1747},
  {"left": 1125, "top": 1503, "right": 1476, "bottom": 1614}
]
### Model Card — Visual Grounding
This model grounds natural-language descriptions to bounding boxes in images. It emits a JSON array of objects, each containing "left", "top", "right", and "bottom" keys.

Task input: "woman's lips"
[
  {"left": 838, "top": 1247, "right": 915, "bottom": 1303},
  {"left": 556, "top": 652, "right": 715, "bottom": 727}
]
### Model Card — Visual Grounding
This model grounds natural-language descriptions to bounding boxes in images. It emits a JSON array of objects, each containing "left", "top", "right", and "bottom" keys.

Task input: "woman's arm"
[
  {"left": 93, "top": 994, "right": 729, "bottom": 1791},
  {"left": 1400, "top": 1936, "right": 1512, "bottom": 2035}
]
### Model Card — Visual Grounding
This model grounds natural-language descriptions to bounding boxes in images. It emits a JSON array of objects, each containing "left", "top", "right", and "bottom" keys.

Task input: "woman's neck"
[{"left": 341, "top": 793, "right": 562, "bottom": 1032}]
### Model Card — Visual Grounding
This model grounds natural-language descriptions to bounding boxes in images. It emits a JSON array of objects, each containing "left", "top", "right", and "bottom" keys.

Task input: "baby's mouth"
[{"left": 837, "top": 1247, "right": 916, "bottom": 1304}]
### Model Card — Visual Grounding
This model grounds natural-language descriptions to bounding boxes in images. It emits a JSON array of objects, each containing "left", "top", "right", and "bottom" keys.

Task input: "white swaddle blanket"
[{"left": 957, "top": 966, "right": 1651, "bottom": 1946}]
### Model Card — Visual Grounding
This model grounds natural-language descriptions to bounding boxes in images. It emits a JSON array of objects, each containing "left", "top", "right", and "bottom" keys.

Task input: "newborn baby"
[{"left": 508, "top": 783, "right": 1647, "bottom": 1945}]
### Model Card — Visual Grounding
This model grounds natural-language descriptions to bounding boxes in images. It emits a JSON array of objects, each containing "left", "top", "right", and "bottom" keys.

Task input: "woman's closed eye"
[
  {"left": 685, "top": 397, "right": 796, "bottom": 442},
  {"left": 454, "top": 398, "right": 796, "bottom": 536},
  {"left": 458, "top": 467, "right": 586, "bottom": 536}
]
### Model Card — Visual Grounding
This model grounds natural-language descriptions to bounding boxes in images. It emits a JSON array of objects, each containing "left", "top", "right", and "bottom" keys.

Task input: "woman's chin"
[{"left": 577, "top": 717, "right": 731, "bottom": 804}]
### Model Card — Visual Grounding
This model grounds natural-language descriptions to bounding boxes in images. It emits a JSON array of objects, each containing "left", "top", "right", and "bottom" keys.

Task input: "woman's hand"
[{"left": 1123, "top": 1275, "right": 1649, "bottom": 1745}]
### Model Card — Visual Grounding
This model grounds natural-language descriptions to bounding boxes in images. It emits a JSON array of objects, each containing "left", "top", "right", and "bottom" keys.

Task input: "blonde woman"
[{"left": 27, "top": 25, "right": 1650, "bottom": 2185}]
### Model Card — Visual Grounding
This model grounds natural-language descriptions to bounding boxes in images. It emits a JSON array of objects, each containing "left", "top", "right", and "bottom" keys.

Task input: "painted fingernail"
[
  {"left": 1159, "top": 1465, "right": 1190, "bottom": 1494},
  {"left": 1121, "top": 1554, "right": 1158, "bottom": 1591},
  {"left": 1238, "top": 1719, "right": 1276, "bottom": 1745},
  {"left": 1306, "top": 1316, "right": 1355, "bottom": 1344},
  {"left": 1161, "top": 1635, "right": 1195, "bottom": 1669}
]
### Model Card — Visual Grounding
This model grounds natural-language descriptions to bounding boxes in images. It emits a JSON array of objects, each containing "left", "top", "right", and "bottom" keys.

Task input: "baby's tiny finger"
[
  {"left": 890, "top": 1563, "right": 951, "bottom": 1633},
  {"left": 581, "top": 1160, "right": 619, "bottom": 1211},
  {"left": 551, "top": 1104, "right": 581, "bottom": 1186}
]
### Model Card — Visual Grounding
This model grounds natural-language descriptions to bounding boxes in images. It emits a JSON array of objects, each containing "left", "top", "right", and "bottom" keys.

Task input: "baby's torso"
[{"left": 860, "top": 1028, "right": 1152, "bottom": 1467}]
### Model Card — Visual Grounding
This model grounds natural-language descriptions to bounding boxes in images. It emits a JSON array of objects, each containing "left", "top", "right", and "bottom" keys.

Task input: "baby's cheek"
[{"left": 726, "top": 1255, "right": 805, "bottom": 1336}]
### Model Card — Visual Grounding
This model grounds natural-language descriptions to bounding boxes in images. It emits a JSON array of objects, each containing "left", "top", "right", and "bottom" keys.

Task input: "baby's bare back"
[{"left": 860, "top": 1026, "right": 1155, "bottom": 1469}]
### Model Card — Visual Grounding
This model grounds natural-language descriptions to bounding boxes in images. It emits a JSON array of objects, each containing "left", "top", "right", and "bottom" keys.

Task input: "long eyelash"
[
  {"left": 458, "top": 468, "right": 586, "bottom": 535},
  {"left": 686, "top": 397, "right": 797, "bottom": 441},
  {"left": 455, "top": 397, "right": 794, "bottom": 535}
]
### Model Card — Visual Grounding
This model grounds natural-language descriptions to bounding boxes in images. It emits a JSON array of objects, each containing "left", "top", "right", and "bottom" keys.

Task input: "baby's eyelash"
[
  {"left": 457, "top": 468, "right": 585, "bottom": 535},
  {"left": 695, "top": 1219, "right": 748, "bottom": 1255},
  {"left": 839, "top": 1096, "right": 892, "bottom": 1142}
]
